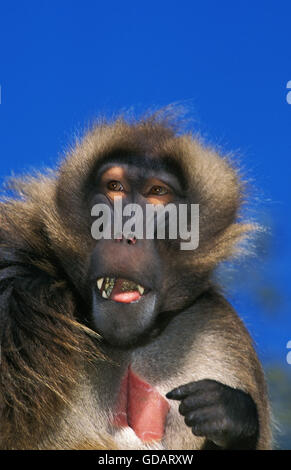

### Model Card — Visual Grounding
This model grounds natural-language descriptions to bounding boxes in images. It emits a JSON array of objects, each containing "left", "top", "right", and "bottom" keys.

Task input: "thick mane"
[{"left": 0, "top": 109, "right": 257, "bottom": 448}]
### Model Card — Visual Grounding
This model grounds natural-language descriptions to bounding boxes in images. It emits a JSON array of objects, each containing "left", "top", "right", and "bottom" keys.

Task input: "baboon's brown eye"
[
  {"left": 107, "top": 181, "right": 124, "bottom": 191},
  {"left": 149, "top": 185, "right": 168, "bottom": 196}
]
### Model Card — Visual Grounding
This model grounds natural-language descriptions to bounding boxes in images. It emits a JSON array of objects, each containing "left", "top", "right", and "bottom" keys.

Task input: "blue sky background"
[{"left": 0, "top": 1, "right": 290, "bottom": 370}]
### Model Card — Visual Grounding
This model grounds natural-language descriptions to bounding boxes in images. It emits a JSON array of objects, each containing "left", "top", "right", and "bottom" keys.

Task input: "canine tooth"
[
  {"left": 97, "top": 278, "right": 104, "bottom": 290},
  {"left": 138, "top": 285, "right": 144, "bottom": 295},
  {"left": 102, "top": 291, "right": 108, "bottom": 299}
]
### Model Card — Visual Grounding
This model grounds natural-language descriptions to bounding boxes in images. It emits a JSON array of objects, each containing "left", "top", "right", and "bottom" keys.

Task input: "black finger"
[
  {"left": 179, "top": 391, "right": 218, "bottom": 415},
  {"left": 166, "top": 382, "right": 198, "bottom": 400}
]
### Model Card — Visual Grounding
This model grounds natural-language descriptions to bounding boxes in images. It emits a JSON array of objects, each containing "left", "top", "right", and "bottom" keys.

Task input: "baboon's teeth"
[
  {"left": 97, "top": 277, "right": 145, "bottom": 300},
  {"left": 97, "top": 278, "right": 104, "bottom": 290},
  {"left": 137, "top": 285, "right": 145, "bottom": 295}
]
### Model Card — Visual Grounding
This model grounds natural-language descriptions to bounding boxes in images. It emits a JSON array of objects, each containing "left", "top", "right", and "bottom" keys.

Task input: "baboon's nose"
[{"left": 114, "top": 235, "right": 137, "bottom": 245}]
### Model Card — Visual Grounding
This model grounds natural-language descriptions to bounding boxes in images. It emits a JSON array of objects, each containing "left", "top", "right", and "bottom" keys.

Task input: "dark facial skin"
[{"left": 88, "top": 155, "right": 189, "bottom": 348}]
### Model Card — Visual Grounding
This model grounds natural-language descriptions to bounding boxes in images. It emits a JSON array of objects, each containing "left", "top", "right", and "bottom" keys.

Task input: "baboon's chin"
[{"left": 91, "top": 287, "right": 159, "bottom": 348}]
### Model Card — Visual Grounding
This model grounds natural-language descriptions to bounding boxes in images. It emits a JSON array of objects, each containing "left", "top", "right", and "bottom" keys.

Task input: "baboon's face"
[{"left": 86, "top": 154, "right": 195, "bottom": 348}]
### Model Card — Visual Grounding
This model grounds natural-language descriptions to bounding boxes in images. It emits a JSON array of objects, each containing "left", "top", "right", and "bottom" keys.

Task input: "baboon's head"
[{"left": 31, "top": 111, "right": 250, "bottom": 347}]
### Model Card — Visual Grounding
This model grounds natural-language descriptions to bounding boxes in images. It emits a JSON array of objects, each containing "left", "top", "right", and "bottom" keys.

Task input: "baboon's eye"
[
  {"left": 149, "top": 185, "right": 168, "bottom": 196},
  {"left": 107, "top": 181, "right": 124, "bottom": 192}
]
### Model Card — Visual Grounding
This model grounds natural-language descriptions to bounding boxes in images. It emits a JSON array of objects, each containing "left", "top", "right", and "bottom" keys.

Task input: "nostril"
[
  {"left": 115, "top": 234, "right": 123, "bottom": 243},
  {"left": 114, "top": 235, "right": 137, "bottom": 244},
  {"left": 127, "top": 236, "right": 137, "bottom": 245}
]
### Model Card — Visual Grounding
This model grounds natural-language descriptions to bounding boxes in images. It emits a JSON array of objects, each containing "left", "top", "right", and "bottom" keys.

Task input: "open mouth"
[{"left": 96, "top": 277, "right": 147, "bottom": 304}]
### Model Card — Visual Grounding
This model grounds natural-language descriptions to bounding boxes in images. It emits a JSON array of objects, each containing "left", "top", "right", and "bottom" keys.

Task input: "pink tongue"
[
  {"left": 111, "top": 291, "right": 141, "bottom": 303},
  {"left": 110, "top": 278, "right": 141, "bottom": 303}
]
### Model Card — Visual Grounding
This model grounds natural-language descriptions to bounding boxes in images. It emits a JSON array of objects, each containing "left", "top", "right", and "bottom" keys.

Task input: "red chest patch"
[{"left": 113, "top": 366, "right": 170, "bottom": 442}]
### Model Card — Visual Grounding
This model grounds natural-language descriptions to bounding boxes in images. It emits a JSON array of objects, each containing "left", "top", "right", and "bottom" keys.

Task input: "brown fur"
[{"left": 0, "top": 109, "right": 271, "bottom": 449}]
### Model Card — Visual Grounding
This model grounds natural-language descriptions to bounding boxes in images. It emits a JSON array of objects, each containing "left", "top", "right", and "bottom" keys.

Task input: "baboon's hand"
[{"left": 166, "top": 379, "right": 259, "bottom": 449}]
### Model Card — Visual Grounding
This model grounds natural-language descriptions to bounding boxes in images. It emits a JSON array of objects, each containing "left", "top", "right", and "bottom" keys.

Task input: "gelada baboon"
[{"left": 0, "top": 109, "right": 271, "bottom": 450}]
